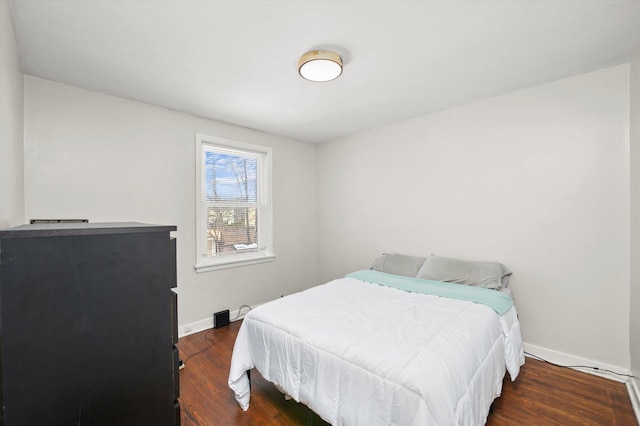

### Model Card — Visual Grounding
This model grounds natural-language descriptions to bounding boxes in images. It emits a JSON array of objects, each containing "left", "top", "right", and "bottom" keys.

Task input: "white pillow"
[
  {"left": 371, "top": 253, "right": 426, "bottom": 278},
  {"left": 416, "top": 255, "right": 511, "bottom": 290}
]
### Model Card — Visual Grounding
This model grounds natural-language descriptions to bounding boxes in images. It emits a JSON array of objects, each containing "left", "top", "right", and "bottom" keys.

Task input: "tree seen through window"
[{"left": 205, "top": 151, "right": 258, "bottom": 255}]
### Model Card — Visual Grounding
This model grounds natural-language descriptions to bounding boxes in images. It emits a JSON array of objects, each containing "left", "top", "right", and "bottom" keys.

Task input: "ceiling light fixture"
[{"left": 298, "top": 50, "right": 343, "bottom": 82}]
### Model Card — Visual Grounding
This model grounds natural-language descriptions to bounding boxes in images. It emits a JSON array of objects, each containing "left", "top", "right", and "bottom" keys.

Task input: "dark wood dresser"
[{"left": 0, "top": 222, "right": 180, "bottom": 425}]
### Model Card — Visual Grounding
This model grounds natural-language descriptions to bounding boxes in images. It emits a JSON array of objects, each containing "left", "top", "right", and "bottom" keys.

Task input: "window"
[{"left": 195, "top": 134, "right": 273, "bottom": 271}]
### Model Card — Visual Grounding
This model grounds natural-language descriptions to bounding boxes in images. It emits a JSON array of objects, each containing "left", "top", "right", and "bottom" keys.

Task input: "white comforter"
[{"left": 229, "top": 276, "right": 524, "bottom": 425}]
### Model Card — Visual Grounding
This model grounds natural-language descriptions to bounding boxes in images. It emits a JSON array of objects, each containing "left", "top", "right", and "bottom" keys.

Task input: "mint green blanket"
[{"left": 346, "top": 270, "right": 513, "bottom": 315}]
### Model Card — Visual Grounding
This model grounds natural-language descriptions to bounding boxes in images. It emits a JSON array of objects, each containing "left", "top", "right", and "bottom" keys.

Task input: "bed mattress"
[{"left": 229, "top": 274, "right": 524, "bottom": 425}]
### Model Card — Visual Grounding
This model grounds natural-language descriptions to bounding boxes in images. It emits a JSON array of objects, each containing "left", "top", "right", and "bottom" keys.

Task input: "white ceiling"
[{"left": 9, "top": 0, "right": 640, "bottom": 144}]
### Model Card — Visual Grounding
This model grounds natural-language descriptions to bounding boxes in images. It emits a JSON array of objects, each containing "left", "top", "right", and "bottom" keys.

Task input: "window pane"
[
  {"left": 196, "top": 133, "right": 273, "bottom": 271},
  {"left": 205, "top": 206, "right": 258, "bottom": 256},
  {"left": 205, "top": 151, "right": 257, "bottom": 203}
]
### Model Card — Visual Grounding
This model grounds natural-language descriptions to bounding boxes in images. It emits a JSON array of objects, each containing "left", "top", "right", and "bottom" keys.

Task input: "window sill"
[{"left": 195, "top": 253, "right": 275, "bottom": 272}]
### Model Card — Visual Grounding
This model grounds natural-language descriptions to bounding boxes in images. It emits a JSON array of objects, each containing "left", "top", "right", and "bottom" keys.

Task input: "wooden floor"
[{"left": 177, "top": 321, "right": 637, "bottom": 425}]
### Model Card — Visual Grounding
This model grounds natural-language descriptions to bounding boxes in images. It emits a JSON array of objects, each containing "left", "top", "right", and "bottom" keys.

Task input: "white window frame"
[{"left": 195, "top": 133, "right": 274, "bottom": 272}]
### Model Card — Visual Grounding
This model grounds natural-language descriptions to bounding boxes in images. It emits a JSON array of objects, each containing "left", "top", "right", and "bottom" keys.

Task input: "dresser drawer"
[
  {"left": 171, "top": 290, "right": 178, "bottom": 344},
  {"left": 174, "top": 400, "right": 181, "bottom": 426},
  {"left": 173, "top": 345, "right": 181, "bottom": 398}
]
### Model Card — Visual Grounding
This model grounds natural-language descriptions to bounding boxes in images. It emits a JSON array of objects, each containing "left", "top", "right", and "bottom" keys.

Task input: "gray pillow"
[
  {"left": 371, "top": 253, "right": 426, "bottom": 278},
  {"left": 416, "top": 255, "right": 511, "bottom": 290}
]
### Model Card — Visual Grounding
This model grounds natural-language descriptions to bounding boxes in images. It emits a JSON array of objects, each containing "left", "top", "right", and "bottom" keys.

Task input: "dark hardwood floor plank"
[{"left": 177, "top": 321, "right": 637, "bottom": 426}]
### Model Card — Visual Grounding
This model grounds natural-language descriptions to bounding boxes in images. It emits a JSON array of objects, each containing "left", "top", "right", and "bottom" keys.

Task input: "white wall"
[
  {"left": 630, "top": 59, "right": 640, "bottom": 398},
  {"left": 24, "top": 76, "right": 317, "bottom": 329},
  {"left": 0, "top": 1, "right": 24, "bottom": 228},
  {"left": 317, "top": 65, "right": 630, "bottom": 369}
]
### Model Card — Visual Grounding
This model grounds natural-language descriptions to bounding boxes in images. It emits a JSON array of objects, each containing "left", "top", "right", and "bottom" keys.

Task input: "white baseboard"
[
  {"left": 178, "top": 305, "right": 256, "bottom": 338},
  {"left": 523, "top": 343, "right": 630, "bottom": 383},
  {"left": 178, "top": 317, "right": 212, "bottom": 337},
  {"left": 626, "top": 378, "right": 640, "bottom": 425}
]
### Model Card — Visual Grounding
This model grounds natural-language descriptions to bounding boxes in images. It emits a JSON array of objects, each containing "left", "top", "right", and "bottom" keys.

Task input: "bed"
[{"left": 228, "top": 254, "right": 524, "bottom": 425}]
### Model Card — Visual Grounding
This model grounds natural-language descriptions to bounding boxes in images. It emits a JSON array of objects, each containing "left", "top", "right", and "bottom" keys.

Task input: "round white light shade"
[{"left": 298, "top": 50, "right": 343, "bottom": 82}]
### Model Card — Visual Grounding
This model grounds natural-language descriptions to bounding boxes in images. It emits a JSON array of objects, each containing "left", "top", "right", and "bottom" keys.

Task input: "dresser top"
[{"left": 0, "top": 222, "right": 177, "bottom": 238}]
